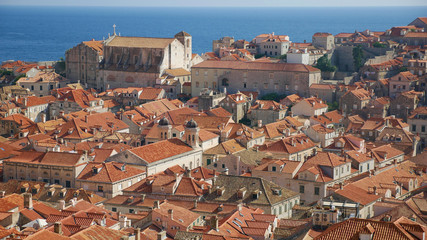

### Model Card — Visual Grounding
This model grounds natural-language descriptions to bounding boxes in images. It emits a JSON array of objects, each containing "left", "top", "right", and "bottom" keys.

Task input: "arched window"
[{"left": 222, "top": 78, "right": 229, "bottom": 87}]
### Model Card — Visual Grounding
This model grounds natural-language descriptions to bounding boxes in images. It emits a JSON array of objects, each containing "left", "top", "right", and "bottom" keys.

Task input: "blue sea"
[{"left": 0, "top": 6, "right": 426, "bottom": 62}]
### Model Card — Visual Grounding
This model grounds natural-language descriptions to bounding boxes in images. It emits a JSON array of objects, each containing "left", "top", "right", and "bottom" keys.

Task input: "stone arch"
[
  {"left": 107, "top": 75, "right": 116, "bottom": 82},
  {"left": 125, "top": 76, "right": 135, "bottom": 83}
]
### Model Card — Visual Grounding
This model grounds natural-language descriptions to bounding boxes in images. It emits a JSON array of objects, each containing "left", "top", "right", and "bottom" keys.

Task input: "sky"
[{"left": 1, "top": 0, "right": 427, "bottom": 7}]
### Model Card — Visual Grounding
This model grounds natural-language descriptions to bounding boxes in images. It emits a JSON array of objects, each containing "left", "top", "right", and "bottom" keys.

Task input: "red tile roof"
[
  {"left": 77, "top": 162, "right": 145, "bottom": 183},
  {"left": 129, "top": 138, "right": 194, "bottom": 163},
  {"left": 193, "top": 61, "right": 320, "bottom": 72},
  {"left": 82, "top": 39, "right": 103, "bottom": 55}
]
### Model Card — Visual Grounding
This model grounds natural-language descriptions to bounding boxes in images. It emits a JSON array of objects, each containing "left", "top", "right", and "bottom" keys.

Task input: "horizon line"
[{"left": 1, "top": 4, "right": 427, "bottom": 7}]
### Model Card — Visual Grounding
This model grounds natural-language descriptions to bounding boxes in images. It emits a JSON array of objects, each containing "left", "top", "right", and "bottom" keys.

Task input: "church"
[{"left": 98, "top": 30, "right": 192, "bottom": 91}]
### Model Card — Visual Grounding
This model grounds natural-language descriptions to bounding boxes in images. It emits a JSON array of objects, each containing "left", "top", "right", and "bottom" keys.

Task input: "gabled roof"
[
  {"left": 259, "top": 134, "right": 316, "bottom": 154},
  {"left": 107, "top": 36, "right": 175, "bottom": 49},
  {"left": 82, "top": 39, "right": 103, "bottom": 55},
  {"left": 192, "top": 61, "right": 320, "bottom": 73},
  {"left": 77, "top": 162, "right": 145, "bottom": 183},
  {"left": 334, "top": 184, "right": 381, "bottom": 206},
  {"left": 4, "top": 151, "right": 86, "bottom": 167},
  {"left": 313, "top": 217, "right": 426, "bottom": 240},
  {"left": 129, "top": 138, "right": 194, "bottom": 163},
  {"left": 204, "top": 175, "right": 298, "bottom": 206}
]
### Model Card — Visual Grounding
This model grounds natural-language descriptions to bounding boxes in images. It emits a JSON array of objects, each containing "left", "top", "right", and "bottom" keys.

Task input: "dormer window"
[{"left": 272, "top": 166, "right": 277, "bottom": 172}]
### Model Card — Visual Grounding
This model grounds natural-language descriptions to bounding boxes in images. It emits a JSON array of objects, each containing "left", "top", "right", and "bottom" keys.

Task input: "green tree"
[
  {"left": 327, "top": 101, "right": 339, "bottom": 111},
  {"left": 314, "top": 54, "right": 337, "bottom": 72},
  {"left": 254, "top": 54, "right": 265, "bottom": 59},
  {"left": 353, "top": 45, "right": 364, "bottom": 72},
  {"left": 260, "top": 93, "right": 287, "bottom": 102},
  {"left": 239, "top": 117, "right": 251, "bottom": 126},
  {"left": 398, "top": 67, "right": 408, "bottom": 72},
  {"left": 373, "top": 42, "right": 386, "bottom": 48}
]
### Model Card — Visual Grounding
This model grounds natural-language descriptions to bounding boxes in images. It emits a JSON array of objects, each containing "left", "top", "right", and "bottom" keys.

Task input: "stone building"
[
  {"left": 389, "top": 90, "right": 423, "bottom": 120},
  {"left": 247, "top": 100, "right": 287, "bottom": 126},
  {"left": 408, "top": 106, "right": 427, "bottom": 149},
  {"left": 212, "top": 36, "right": 235, "bottom": 55},
  {"left": 219, "top": 92, "right": 251, "bottom": 122},
  {"left": 2, "top": 151, "right": 90, "bottom": 188},
  {"left": 191, "top": 61, "right": 321, "bottom": 97},
  {"left": 17, "top": 72, "right": 72, "bottom": 97},
  {"left": 258, "top": 35, "right": 291, "bottom": 57},
  {"left": 340, "top": 88, "right": 372, "bottom": 116},
  {"left": 197, "top": 89, "right": 226, "bottom": 112},
  {"left": 203, "top": 174, "right": 300, "bottom": 219},
  {"left": 381, "top": 25, "right": 427, "bottom": 46},
  {"left": 291, "top": 97, "right": 328, "bottom": 117},
  {"left": 107, "top": 120, "right": 203, "bottom": 175},
  {"left": 388, "top": 71, "right": 419, "bottom": 98},
  {"left": 98, "top": 31, "right": 192, "bottom": 91},
  {"left": 0, "top": 114, "right": 34, "bottom": 137},
  {"left": 75, "top": 162, "right": 146, "bottom": 198},
  {"left": 254, "top": 152, "right": 355, "bottom": 206},
  {"left": 65, "top": 39, "right": 103, "bottom": 89},
  {"left": 312, "top": 33, "right": 335, "bottom": 50},
  {"left": 49, "top": 89, "right": 106, "bottom": 118}
]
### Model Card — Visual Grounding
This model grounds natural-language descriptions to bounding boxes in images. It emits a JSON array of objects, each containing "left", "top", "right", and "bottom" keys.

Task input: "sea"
[{"left": 0, "top": 6, "right": 426, "bottom": 62}]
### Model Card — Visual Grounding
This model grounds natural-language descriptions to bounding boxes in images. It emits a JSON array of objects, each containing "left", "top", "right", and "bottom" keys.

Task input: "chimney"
[
  {"left": 373, "top": 186, "right": 378, "bottom": 195},
  {"left": 339, "top": 182, "right": 343, "bottom": 190},
  {"left": 54, "top": 222, "right": 63, "bottom": 235},
  {"left": 157, "top": 231, "right": 166, "bottom": 240},
  {"left": 194, "top": 199, "right": 198, "bottom": 209},
  {"left": 59, "top": 200, "right": 66, "bottom": 210},
  {"left": 85, "top": 115, "right": 89, "bottom": 123},
  {"left": 168, "top": 209, "right": 173, "bottom": 220},
  {"left": 211, "top": 216, "right": 219, "bottom": 231},
  {"left": 154, "top": 200, "right": 160, "bottom": 209},
  {"left": 119, "top": 215, "right": 128, "bottom": 228},
  {"left": 24, "top": 193, "right": 33, "bottom": 209},
  {"left": 134, "top": 228, "right": 141, "bottom": 240}
]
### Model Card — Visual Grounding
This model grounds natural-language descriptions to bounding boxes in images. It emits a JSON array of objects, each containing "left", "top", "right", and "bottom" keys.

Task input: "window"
[
  {"left": 207, "top": 159, "right": 211, "bottom": 165},
  {"left": 299, "top": 185, "right": 305, "bottom": 193},
  {"left": 65, "top": 181, "right": 71, "bottom": 188},
  {"left": 98, "top": 186, "right": 104, "bottom": 192},
  {"left": 314, "top": 187, "right": 320, "bottom": 195},
  {"left": 412, "top": 125, "right": 417, "bottom": 132},
  {"left": 422, "top": 125, "right": 426, "bottom": 132},
  {"left": 129, "top": 209, "right": 134, "bottom": 213},
  {"left": 31, "top": 85, "right": 34, "bottom": 90},
  {"left": 222, "top": 164, "right": 225, "bottom": 168},
  {"left": 272, "top": 166, "right": 276, "bottom": 172},
  {"left": 195, "top": 81, "right": 199, "bottom": 87},
  {"left": 112, "top": 207, "right": 117, "bottom": 212}
]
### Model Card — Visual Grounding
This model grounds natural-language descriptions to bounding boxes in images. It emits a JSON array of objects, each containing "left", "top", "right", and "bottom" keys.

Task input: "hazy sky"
[{"left": 1, "top": 0, "right": 427, "bottom": 7}]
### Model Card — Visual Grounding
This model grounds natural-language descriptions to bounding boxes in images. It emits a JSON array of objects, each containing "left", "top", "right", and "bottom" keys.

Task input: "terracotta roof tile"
[
  {"left": 77, "top": 162, "right": 145, "bottom": 183},
  {"left": 129, "top": 138, "right": 193, "bottom": 163}
]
